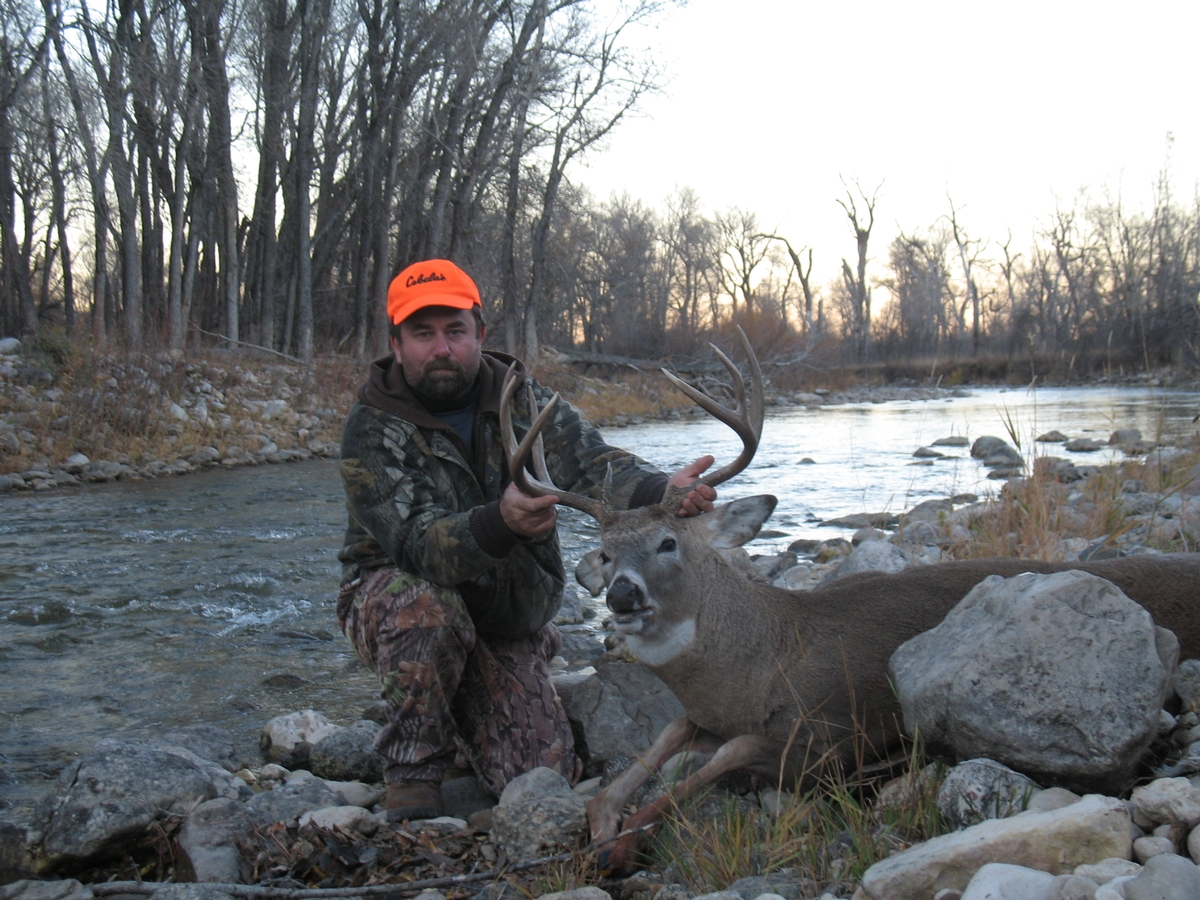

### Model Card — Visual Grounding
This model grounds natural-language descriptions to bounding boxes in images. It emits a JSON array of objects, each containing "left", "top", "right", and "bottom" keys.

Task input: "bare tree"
[{"left": 837, "top": 180, "right": 878, "bottom": 360}]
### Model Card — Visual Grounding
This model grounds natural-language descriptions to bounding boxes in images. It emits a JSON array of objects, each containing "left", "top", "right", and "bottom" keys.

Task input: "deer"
[{"left": 498, "top": 330, "right": 1200, "bottom": 871}]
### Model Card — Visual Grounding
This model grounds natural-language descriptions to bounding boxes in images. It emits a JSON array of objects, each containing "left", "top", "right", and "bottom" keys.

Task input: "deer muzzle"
[{"left": 606, "top": 576, "right": 650, "bottom": 627}]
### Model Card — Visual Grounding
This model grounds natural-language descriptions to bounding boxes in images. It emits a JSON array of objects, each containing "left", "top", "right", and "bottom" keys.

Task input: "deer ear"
[
  {"left": 701, "top": 495, "right": 778, "bottom": 549},
  {"left": 576, "top": 548, "right": 612, "bottom": 596}
]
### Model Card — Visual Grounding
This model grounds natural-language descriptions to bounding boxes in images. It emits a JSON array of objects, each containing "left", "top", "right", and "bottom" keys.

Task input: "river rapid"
[{"left": 1, "top": 384, "right": 1196, "bottom": 821}]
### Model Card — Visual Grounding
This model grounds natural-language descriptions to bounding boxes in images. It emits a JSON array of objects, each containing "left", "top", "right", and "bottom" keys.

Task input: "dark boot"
[{"left": 385, "top": 780, "right": 444, "bottom": 822}]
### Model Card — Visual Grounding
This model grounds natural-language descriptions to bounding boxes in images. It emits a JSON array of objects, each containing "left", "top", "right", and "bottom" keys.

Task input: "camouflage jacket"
[{"left": 338, "top": 351, "right": 668, "bottom": 638}]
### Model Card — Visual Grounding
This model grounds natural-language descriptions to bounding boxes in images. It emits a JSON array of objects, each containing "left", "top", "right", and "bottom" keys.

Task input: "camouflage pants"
[{"left": 337, "top": 566, "right": 578, "bottom": 796}]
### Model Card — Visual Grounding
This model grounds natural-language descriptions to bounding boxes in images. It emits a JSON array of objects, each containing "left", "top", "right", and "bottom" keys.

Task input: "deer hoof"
[{"left": 598, "top": 831, "right": 645, "bottom": 875}]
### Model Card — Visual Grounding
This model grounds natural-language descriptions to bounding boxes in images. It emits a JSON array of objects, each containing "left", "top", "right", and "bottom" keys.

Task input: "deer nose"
[{"left": 606, "top": 577, "right": 644, "bottom": 613}]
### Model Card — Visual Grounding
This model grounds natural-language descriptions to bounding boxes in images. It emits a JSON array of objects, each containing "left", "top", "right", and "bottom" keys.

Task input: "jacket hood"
[{"left": 357, "top": 350, "right": 526, "bottom": 428}]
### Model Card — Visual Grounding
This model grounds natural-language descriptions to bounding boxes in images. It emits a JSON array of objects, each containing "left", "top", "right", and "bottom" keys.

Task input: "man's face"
[{"left": 391, "top": 306, "right": 484, "bottom": 401}]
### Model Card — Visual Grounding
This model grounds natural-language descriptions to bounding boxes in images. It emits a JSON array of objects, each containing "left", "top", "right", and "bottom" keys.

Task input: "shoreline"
[{"left": 2, "top": 339, "right": 1197, "bottom": 493}]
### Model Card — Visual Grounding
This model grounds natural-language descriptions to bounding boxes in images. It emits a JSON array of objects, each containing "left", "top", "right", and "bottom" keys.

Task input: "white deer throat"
[{"left": 625, "top": 617, "right": 697, "bottom": 667}]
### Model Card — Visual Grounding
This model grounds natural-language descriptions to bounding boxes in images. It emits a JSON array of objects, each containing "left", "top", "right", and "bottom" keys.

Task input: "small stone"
[{"left": 1133, "top": 834, "right": 1177, "bottom": 862}]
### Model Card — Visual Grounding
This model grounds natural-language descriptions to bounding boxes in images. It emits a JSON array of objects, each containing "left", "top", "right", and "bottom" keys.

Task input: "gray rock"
[
  {"left": 726, "top": 872, "right": 818, "bottom": 900},
  {"left": 535, "top": 890, "right": 612, "bottom": 900},
  {"left": 0, "top": 337, "right": 20, "bottom": 354},
  {"left": 828, "top": 540, "right": 909, "bottom": 580},
  {"left": 0, "top": 881, "right": 92, "bottom": 900},
  {"left": 938, "top": 759, "right": 1042, "bottom": 830},
  {"left": 1123, "top": 851, "right": 1200, "bottom": 900},
  {"left": 0, "top": 822, "right": 35, "bottom": 883},
  {"left": 160, "top": 724, "right": 240, "bottom": 772},
  {"left": 932, "top": 436, "right": 970, "bottom": 447},
  {"left": 148, "top": 886, "right": 237, "bottom": 900},
  {"left": 243, "top": 778, "right": 342, "bottom": 827},
  {"left": 913, "top": 447, "right": 945, "bottom": 458},
  {"left": 890, "top": 571, "right": 1178, "bottom": 793},
  {"left": 1065, "top": 438, "right": 1106, "bottom": 452},
  {"left": 1173, "top": 660, "right": 1200, "bottom": 714},
  {"left": 490, "top": 768, "right": 588, "bottom": 860},
  {"left": 1111, "top": 429, "right": 1143, "bottom": 446},
  {"left": 309, "top": 720, "right": 383, "bottom": 782},
  {"left": 1036, "top": 430, "right": 1069, "bottom": 443},
  {"left": 28, "top": 740, "right": 246, "bottom": 870},
  {"left": 556, "top": 661, "right": 684, "bottom": 773},
  {"left": 62, "top": 453, "right": 89, "bottom": 474},
  {"left": 177, "top": 797, "right": 250, "bottom": 884},
  {"left": 971, "top": 436, "right": 1019, "bottom": 463}
]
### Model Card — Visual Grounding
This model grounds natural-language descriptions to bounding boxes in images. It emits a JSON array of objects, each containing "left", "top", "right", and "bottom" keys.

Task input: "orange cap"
[{"left": 387, "top": 259, "right": 481, "bottom": 325}]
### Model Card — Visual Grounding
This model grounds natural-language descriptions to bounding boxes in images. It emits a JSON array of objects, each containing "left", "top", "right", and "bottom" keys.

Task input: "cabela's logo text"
[{"left": 406, "top": 271, "right": 448, "bottom": 287}]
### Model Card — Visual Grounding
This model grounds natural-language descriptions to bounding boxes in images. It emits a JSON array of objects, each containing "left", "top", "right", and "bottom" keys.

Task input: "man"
[{"left": 337, "top": 259, "right": 715, "bottom": 821}]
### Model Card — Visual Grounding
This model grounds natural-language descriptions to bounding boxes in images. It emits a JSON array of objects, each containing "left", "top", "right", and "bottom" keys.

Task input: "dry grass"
[
  {"left": 945, "top": 438, "right": 1200, "bottom": 562},
  {"left": 535, "top": 359, "right": 697, "bottom": 424},
  {"left": 0, "top": 338, "right": 359, "bottom": 474},
  {"left": 648, "top": 754, "right": 946, "bottom": 896}
]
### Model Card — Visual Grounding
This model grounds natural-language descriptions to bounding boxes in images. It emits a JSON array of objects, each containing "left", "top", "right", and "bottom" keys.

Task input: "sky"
[{"left": 575, "top": 0, "right": 1200, "bottom": 290}]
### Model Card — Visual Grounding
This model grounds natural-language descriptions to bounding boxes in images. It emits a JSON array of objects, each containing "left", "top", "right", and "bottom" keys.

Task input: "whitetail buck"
[{"left": 499, "top": 332, "right": 1200, "bottom": 870}]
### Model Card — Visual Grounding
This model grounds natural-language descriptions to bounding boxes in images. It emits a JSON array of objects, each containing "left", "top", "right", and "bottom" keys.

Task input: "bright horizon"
[{"left": 576, "top": 0, "right": 1200, "bottom": 296}]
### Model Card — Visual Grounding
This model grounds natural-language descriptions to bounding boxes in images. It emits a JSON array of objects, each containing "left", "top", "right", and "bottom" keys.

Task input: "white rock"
[
  {"left": 535, "top": 889, "right": 613, "bottom": 900},
  {"left": 1074, "top": 857, "right": 1142, "bottom": 883},
  {"left": 1095, "top": 875, "right": 1136, "bottom": 900},
  {"left": 1133, "top": 835, "right": 1177, "bottom": 862},
  {"left": 858, "top": 794, "right": 1133, "bottom": 900},
  {"left": 260, "top": 399, "right": 291, "bottom": 420},
  {"left": 63, "top": 453, "right": 89, "bottom": 473},
  {"left": 168, "top": 401, "right": 189, "bottom": 421},
  {"left": 0, "top": 336, "right": 21, "bottom": 353},
  {"left": 960, "top": 862, "right": 1056, "bottom": 900},
  {"left": 1189, "top": 822, "right": 1200, "bottom": 863},
  {"left": 260, "top": 710, "right": 341, "bottom": 766},
  {"left": 1131, "top": 777, "right": 1200, "bottom": 828},
  {"left": 323, "top": 780, "right": 382, "bottom": 808},
  {"left": 1027, "top": 787, "right": 1082, "bottom": 814},
  {"left": 298, "top": 805, "right": 380, "bottom": 835}
]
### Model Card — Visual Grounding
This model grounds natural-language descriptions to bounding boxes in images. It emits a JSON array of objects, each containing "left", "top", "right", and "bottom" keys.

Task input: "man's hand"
[
  {"left": 668, "top": 455, "right": 717, "bottom": 518},
  {"left": 500, "top": 482, "right": 559, "bottom": 538}
]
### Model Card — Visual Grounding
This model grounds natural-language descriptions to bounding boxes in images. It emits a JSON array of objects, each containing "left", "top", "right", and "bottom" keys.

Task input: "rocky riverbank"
[{"left": 0, "top": 336, "right": 983, "bottom": 490}]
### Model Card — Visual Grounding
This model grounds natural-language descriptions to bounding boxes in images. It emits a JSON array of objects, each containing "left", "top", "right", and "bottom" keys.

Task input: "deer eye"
[{"left": 657, "top": 538, "right": 676, "bottom": 553}]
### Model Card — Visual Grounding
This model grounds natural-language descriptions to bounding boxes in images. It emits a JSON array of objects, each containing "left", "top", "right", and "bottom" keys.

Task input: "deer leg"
[
  {"left": 600, "top": 733, "right": 783, "bottom": 874},
  {"left": 587, "top": 716, "right": 719, "bottom": 845}
]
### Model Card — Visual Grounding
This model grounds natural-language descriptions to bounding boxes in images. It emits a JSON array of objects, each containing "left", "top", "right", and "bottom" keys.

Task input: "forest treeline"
[{"left": 1, "top": 0, "right": 1199, "bottom": 376}]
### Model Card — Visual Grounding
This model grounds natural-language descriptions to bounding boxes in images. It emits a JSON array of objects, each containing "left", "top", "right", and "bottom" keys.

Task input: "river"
[{"left": 1, "top": 384, "right": 1195, "bottom": 821}]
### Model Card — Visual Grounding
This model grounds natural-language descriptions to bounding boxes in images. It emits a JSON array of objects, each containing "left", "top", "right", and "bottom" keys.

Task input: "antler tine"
[
  {"left": 499, "top": 364, "right": 606, "bottom": 520},
  {"left": 661, "top": 326, "right": 764, "bottom": 490}
]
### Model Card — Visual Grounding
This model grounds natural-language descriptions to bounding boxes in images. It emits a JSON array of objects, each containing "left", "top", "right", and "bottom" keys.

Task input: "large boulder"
[
  {"left": 27, "top": 741, "right": 247, "bottom": 872},
  {"left": 555, "top": 661, "right": 684, "bottom": 773},
  {"left": 857, "top": 793, "right": 1132, "bottom": 900},
  {"left": 889, "top": 571, "right": 1178, "bottom": 792}
]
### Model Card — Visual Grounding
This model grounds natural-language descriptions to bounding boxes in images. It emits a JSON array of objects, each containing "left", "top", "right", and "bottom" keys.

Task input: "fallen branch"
[
  {"left": 188, "top": 323, "right": 309, "bottom": 365},
  {"left": 88, "top": 824, "right": 656, "bottom": 898}
]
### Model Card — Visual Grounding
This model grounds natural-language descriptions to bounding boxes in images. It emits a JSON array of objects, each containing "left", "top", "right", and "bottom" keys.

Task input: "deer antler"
[
  {"left": 660, "top": 326, "right": 764, "bottom": 502},
  {"left": 500, "top": 364, "right": 609, "bottom": 521}
]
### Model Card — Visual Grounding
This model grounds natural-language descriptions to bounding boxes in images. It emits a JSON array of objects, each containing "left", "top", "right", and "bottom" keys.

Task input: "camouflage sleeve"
[
  {"left": 525, "top": 379, "right": 668, "bottom": 509},
  {"left": 340, "top": 404, "right": 519, "bottom": 588}
]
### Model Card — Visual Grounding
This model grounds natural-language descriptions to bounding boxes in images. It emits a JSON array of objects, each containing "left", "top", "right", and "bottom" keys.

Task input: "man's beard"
[{"left": 414, "top": 359, "right": 473, "bottom": 402}]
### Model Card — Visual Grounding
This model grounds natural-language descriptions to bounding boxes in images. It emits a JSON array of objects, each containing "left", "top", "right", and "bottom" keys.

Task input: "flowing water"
[{"left": 1, "top": 384, "right": 1195, "bottom": 821}]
